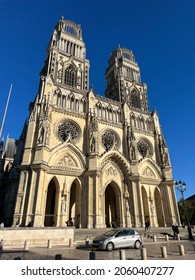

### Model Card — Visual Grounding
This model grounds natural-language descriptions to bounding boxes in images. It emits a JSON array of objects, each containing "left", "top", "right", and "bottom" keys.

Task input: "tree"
[{"left": 178, "top": 199, "right": 195, "bottom": 225}]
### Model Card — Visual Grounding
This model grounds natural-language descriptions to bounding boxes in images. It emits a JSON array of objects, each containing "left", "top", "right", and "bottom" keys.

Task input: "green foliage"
[{"left": 178, "top": 199, "right": 195, "bottom": 225}]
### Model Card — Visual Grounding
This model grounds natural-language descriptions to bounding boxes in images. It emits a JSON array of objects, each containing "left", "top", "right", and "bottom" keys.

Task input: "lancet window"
[
  {"left": 64, "top": 65, "right": 76, "bottom": 87},
  {"left": 131, "top": 90, "right": 141, "bottom": 109}
]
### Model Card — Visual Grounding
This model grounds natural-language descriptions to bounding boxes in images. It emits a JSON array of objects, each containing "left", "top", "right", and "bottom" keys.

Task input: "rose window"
[
  {"left": 137, "top": 139, "right": 153, "bottom": 158},
  {"left": 102, "top": 130, "right": 119, "bottom": 151},
  {"left": 57, "top": 121, "right": 80, "bottom": 142}
]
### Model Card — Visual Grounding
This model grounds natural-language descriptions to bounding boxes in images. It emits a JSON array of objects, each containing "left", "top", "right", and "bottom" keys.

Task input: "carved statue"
[
  {"left": 150, "top": 198, "right": 155, "bottom": 214},
  {"left": 61, "top": 197, "right": 66, "bottom": 214},
  {"left": 125, "top": 199, "right": 130, "bottom": 213},
  {"left": 89, "top": 114, "right": 98, "bottom": 153},
  {"left": 37, "top": 125, "right": 44, "bottom": 144},
  {"left": 90, "top": 135, "right": 96, "bottom": 153}
]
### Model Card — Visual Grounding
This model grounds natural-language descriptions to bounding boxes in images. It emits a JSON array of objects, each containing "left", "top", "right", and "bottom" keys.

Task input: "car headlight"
[{"left": 99, "top": 240, "right": 104, "bottom": 244}]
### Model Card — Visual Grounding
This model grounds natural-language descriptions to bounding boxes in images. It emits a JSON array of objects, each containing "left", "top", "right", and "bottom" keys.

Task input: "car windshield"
[{"left": 103, "top": 230, "right": 118, "bottom": 237}]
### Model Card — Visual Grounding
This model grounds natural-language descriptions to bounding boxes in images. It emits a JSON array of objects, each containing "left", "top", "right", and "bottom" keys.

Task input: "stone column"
[
  {"left": 13, "top": 170, "right": 29, "bottom": 226},
  {"left": 33, "top": 169, "right": 46, "bottom": 227},
  {"left": 87, "top": 175, "right": 95, "bottom": 228},
  {"left": 25, "top": 169, "right": 38, "bottom": 226},
  {"left": 131, "top": 178, "right": 144, "bottom": 227}
]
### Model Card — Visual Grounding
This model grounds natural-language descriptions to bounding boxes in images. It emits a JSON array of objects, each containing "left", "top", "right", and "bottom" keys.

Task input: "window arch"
[
  {"left": 131, "top": 90, "right": 141, "bottom": 109},
  {"left": 64, "top": 65, "right": 76, "bottom": 87}
]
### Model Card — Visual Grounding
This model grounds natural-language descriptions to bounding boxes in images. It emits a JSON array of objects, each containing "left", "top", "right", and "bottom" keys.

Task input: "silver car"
[{"left": 92, "top": 228, "right": 142, "bottom": 251}]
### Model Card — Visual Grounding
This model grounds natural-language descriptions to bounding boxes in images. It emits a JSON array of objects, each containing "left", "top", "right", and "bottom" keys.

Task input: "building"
[
  {"left": 0, "top": 137, "right": 18, "bottom": 224},
  {"left": 0, "top": 17, "right": 180, "bottom": 228}
]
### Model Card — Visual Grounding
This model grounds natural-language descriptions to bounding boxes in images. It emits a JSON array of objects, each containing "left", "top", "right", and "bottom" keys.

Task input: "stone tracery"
[{"left": 57, "top": 120, "right": 80, "bottom": 142}]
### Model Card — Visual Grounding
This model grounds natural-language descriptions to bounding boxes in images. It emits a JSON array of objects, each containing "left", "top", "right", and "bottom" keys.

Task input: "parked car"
[{"left": 92, "top": 228, "right": 142, "bottom": 251}]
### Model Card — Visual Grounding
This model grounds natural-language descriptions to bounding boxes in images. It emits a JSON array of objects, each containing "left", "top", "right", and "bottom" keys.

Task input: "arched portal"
[
  {"left": 105, "top": 182, "right": 121, "bottom": 227},
  {"left": 154, "top": 188, "right": 165, "bottom": 227},
  {"left": 44, "top": 179, "right": 56, "bottom": 227},
  {"left": 69, "top": 180, "right": 81, "bottom": 228}
]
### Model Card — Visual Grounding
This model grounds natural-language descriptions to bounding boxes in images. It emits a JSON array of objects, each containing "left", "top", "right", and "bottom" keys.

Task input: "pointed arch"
[
  {"left": 104, "top": 181, "right": 122, "bottom": 227},
  {"left": 54, "top": 88, "right": 62, "bottom": 106},
  {"left": 131, "top": 89, "right": 141, "bottom": 109},
  {"left": 130, "top": 112, "right": 136, "bottom": 127},
  {"left": 49, "top": 142, "right": 86, "bottom": 172},
  {"left": 80, "top": 96, "right": 87, "bottom": 113},
  {"left": 140, "top": 115, "right": 145, "bottom": 130},
  {"left": 139, "top": 158, "right": 162, "bottom": 182},
  {"left": 100, "top": 150, "right": 130, "bottom": 176},
  {"left": 44, "top": 176, "right": 60, "bottom": 227},
  {"left": 64, "top": 65, "right": 77, "bottom": 87},
  {"left": 95, "top": 100, "right": 102, "bottom": 118},
  {"left": 68, "top": 178, "right": 82, "bottom": 228}
]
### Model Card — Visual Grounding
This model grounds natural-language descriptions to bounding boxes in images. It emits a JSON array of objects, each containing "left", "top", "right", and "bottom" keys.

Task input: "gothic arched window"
[
  {"left": 64, "top": 65, "right": 76, "bottom": 87},
  {"left": 131, "top": 90, "right": 141, "bottom": 109}
]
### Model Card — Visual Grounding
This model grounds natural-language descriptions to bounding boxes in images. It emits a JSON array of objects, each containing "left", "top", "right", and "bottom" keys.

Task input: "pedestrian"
[
  {"left": 187, "top": 224, "right": 193, "bottom": 240},
  {"left": 172, "top": 224, "right": 176, "bottom": 239},
  {"left": 111, "top": 221, "right": 117, "bottom": 228},
  {"left": 145, "top": 221, "right": 149, "bottom": 231},
  {"left": 175, "top": 224, "right": 179, "bottom": 239}
]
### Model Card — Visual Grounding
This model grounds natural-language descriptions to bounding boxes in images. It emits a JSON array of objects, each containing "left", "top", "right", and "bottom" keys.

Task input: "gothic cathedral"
[{"left": 3, "top": 17, "right": 180, "bottom": 228}]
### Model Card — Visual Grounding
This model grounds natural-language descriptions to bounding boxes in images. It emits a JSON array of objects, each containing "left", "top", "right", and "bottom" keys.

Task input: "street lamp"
[
  {"left": 175, "top": 180, "right": 186, "bottom": 200},
  {"left": 175, "top": 180, "right": 188, "bottom": 225}
]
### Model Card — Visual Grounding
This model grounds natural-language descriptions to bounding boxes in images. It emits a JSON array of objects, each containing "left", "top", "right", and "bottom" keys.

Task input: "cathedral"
[{"left": 0, "top": 16, "right": 180, "bottom": 228}]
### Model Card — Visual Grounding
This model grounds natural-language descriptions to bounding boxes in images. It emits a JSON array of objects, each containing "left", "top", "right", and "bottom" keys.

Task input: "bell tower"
[
  {"left": 105, "top": 46, "right": 149, "bottom": 112},
  {"left": 41, "top": 16, "right": 90, "bottom": 92}
]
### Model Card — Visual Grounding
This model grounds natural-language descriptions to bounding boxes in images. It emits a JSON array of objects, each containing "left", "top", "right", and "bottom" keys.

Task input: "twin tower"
[{"left": 1, "top": 17, "right": 180, "bottom": 228}]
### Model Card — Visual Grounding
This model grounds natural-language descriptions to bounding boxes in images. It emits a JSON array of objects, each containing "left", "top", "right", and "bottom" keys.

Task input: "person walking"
[
  {"left": 187, "top": 224, "right": 193, "bottom": 240},
  {"left": 172, "top": 224, "right": 176, "bottom": 239}
]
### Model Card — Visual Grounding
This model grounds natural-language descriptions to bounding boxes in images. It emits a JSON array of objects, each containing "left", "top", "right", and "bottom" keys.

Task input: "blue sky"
[{"left": 0, "top": 0, "right": 194, "bottom": 199}]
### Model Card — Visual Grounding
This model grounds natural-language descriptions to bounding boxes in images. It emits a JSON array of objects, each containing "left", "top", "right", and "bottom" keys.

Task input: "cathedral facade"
[{"left": 5, "top": 17, "right": 180, "bottom": 228}]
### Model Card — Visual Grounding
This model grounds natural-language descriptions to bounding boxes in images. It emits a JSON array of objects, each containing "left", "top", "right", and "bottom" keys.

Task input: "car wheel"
[
  {"left": 106, "top": 242, "right": 114, "bottom": 251},
  {"left": 134, "top": 240, "right": 141, "bottom": 249}
]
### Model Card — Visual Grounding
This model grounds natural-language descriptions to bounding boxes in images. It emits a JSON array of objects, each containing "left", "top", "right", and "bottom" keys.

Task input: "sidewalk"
[{"left": 0, "top": 227, "right": 194, "bottom": 260}]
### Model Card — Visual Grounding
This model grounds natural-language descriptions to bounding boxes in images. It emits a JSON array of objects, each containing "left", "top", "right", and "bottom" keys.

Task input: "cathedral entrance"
[
  {"left": 69, "top": 180, "right": 81, "bottom": 228},
  {"left": 105, "top": 183, "right": 121, "bottom": 227},
  {"left": 44, "top": 179, "right": 56, "bottom": 227}
]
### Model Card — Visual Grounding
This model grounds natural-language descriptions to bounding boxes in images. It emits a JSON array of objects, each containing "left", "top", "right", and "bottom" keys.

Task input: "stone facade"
[{"left": 1, "top": 17, "right": 180, "bottom": 228}]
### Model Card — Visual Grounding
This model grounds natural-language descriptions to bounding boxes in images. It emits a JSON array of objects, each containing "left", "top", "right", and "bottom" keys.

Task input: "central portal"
[{"left": 105, "top": 183, "right": 121, "bottom": 227}]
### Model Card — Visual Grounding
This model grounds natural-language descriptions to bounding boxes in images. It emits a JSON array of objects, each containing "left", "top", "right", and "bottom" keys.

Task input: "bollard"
[
  {"left": 141, "top": 247, "right": 147, "bottom": 260},
  {"left": 47, "top": 239, "right": 52, "bottom": 249},
  {"left": 193, "top": 243, "right": 195, "bottom": 253},
  {"left": 176, "top": 234, "right": 181, "bottom": 241},
  {"left": 55, "top": 254, "right": 62, "bottom": 260},
  {"left": 165, "top": 234, "right": 169, "bottom": 241},
  {"left": 69, "top": 238, "right": 73, "bottom": 247},
  {"left": 89, "top": 249, "right": 96, "bottom": 260},
  {"left": 153, "top": 234, "right": 157, "bottom": 242},
  {"left": 179, "top": 244, "right": 185, "bottom": 256},
  {"left": 24, "top": 240, "right": 29, "bottom": 250},
  {"left": 85, "top": 236, "right": 89, "bottom": 246},
  {"left": 14, "top": 256, "right": 21, "bottom": 260},
  {"left": 119, "top": 250, "right": 126, "bottom": 260},
  {"left": 161, "top": 246, "right": 167, "bottom": 258}
]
